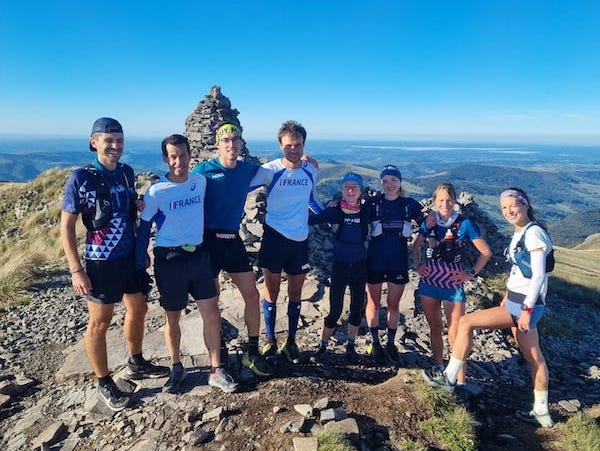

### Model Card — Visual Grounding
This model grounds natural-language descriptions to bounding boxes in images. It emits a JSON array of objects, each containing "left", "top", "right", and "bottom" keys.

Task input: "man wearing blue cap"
[{"left": 61, "top": 117, "right": 169, "bottom": 412}]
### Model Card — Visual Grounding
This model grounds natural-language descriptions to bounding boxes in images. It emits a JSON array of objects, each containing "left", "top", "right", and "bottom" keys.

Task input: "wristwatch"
[
  {"left": 521, "top": 304, "right": 534, "bottom": 313},
  {"left": 467, "top": 269, "right": 478, "bottom": 277}
]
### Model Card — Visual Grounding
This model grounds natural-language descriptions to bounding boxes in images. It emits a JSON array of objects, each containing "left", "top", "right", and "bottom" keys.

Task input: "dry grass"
[{"left": 0, "top": 168, "right": 73, "bottom": 307}]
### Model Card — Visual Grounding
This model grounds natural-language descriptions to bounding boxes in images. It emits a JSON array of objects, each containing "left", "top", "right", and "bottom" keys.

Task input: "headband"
[
  {"left": 380, "top": 165, "right": 401, "bottom": 181},
  {"left": 500, "top": 189, "right": 529, "bottom": 207},
  {"left": 215, "top": 124, "right": 242, "bottom": 144}
]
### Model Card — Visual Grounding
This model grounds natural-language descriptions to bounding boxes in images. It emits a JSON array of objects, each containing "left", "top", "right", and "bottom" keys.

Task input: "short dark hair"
[
  {"left": 161, "top": 134, "right": 190, "bottom": 157},
  {"left": 278, "top": 120, "right": 306, "bottom": 144}
]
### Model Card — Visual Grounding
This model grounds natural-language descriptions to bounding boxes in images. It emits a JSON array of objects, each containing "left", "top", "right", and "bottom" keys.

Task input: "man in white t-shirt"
[
  {"left": 136, "top": 134, "right": 237, "bottom": 394},
  {"left": 249, "top": 120, "right": 323, "bottom": 364}
]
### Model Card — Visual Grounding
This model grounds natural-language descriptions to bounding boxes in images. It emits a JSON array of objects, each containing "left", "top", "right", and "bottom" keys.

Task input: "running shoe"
[
  {"left": 367, "top": 342, "right": 389, "bottom": 365},
  {"left": 386, "top": 343, "right": 400, "bottom": 365},
  {"left": 280, "top": 338, "right": 301, "bottom": 364},
  {"left": 515, "top": 409, "right": 555, "bottom": 428},
  {"left": 310, "top": 344, "right": 327, "bottom": 363},
  {"left": 162, "top": 364, "right": 187, "bottom": 394},
  {"left": 126, "top": 357, "right": 170, "bottom": 380},
  {"left": 97, "top": 380, "right": 130, "bottom": 412},
  {"left": 220, "top": 340, "right": 230, "bottom": 370},
  {"left": 262, "top": 340, "right": 278, "bottom": 360},
  {"left": 420, "top": 367, "right": 455, "bottom": 392},
  {"left": 242, "top": 352, "right": 274, "bottom": 377},
  {"left": 208, "top": 367, "right": 238, "bottom": 393},
  {"left": 345, "top": 343, "right": 360, "bottom": 364},
  {"left": 455, "top": 384, "right": 470, "bottom": 409}
]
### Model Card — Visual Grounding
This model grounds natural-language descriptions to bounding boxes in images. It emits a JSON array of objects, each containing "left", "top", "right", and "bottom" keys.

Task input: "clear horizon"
[{"left": 2, "top": 1, "right": 600, "bottom": 141}]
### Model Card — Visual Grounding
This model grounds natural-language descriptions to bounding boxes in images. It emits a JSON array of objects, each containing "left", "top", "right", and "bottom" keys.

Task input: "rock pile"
[{"left": 184, "top": 85, "right": 255, "bottom": 168}]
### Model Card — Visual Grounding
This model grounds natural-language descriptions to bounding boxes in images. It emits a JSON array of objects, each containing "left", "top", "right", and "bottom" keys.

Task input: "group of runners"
[{"left": 61, "top": 117, "right": 554, "bottom": 428}]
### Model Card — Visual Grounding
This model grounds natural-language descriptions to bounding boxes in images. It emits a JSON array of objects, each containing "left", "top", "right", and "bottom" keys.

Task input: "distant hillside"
[
  {"left": 415, "top": 164, "right": 600, "bottom": 222},
  {"left": 548, "top": 210, "right": 600, "bottom": 247}
]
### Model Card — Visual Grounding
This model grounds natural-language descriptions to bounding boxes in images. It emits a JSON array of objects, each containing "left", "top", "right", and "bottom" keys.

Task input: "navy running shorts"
[
  {"left": 367, "top": 269, "right": 409, "bottom": 285},
  {"left": 84, "top": 257, "right": 142, "bottom": 304},
  {"left": 153, "top": 248, "right": 217, "bottom": 311},
  {"left": 204, "top": 229, "right": 252, "bottom": 277},
  {"left": 258, "top": 225, "right": 310, "bottom": 275}
]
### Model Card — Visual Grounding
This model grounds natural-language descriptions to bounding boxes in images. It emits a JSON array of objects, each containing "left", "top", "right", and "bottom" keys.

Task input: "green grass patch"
[
  {"left": 316, "top": 430, "right": 354, "bottom": 451},
  {"left": 416, "top": 378, "right": 477, "bottom": 451},
  {"left": 558, "top": 411, "right": 600, "bottom": 451}
]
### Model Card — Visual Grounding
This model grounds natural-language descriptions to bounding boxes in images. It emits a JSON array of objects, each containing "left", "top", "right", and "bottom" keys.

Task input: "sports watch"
[{"left": 521, "top": 304, "right": 534, "bottom": 313}]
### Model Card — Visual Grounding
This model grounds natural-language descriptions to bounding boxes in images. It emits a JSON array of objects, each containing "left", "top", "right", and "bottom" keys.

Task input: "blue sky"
[{"left": 1, "top": 1, "right": 599, "bottom": 142}]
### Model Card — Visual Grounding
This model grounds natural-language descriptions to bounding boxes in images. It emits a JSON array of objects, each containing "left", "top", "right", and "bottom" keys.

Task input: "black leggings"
[{"left": 325, "top": 260, "right": 367, "bottom": 329}]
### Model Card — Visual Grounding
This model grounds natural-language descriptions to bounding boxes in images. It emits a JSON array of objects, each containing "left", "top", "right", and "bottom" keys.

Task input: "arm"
[
  {"left": 135, "top": 220, "right": 153, "bottom": 271},
  {"left": 412, "top": 234, "right": 426, "bottom": 275},
  {"left": 469, "top": 237, "right": 492, "bottom": 277},
  {"left": 60, "top": 211, "right": 92, "bottom": 295}
]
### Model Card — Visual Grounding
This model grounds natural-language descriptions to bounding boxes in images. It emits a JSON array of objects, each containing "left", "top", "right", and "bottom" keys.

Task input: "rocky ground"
[{"left": 1, "top": 266, "right": 599, "bottom": 450}]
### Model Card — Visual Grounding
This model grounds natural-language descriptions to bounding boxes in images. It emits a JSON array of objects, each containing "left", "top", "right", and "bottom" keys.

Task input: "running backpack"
[
  {"left": 509, "top": 221, "right": 555, "bottom": 278},
  {"left": 81, "top": 164, "right": 137, "bottom": 231}
]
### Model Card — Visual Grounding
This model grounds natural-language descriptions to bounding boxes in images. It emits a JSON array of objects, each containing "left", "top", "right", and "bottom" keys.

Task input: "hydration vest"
[{"left": 81, "top": 164, "right": 137, "bottom": 231}]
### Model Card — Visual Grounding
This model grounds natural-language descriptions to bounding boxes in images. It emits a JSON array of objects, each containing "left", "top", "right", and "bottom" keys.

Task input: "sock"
[
  {"left": 287, "top": 302, "right": 302, "bottom": 338},
  {"left": 370, "top": 327, "right": 380, "bottom": 344},
  {"left": 172, "top": 362, "right": 183, "bottom": 370},
  {"left": 98, "top": 375, "right": 112, "bottom": 387},
  {"left": 434, "top": 363, "right": 445, "bottom": 372},
  {"left": 129, "top": 352, "right": 144, "bottom": 365},
  {"left": 347, "top": 337, "right": 356, "bottom": 346},
  {"left": 248, "top": 336, "right": 259, "bottom": 355},
  {"left": 444, "top": 355, "right": 464, "bottom": 385},
  {"left": 387, "top": 327, "right": 397, "bottom": 346},
  {"left": 533, "top": 390, "right": 549, "bottom": 415},
  {"left": 262, "top": 299, "right": 276, "bottom": 341}
]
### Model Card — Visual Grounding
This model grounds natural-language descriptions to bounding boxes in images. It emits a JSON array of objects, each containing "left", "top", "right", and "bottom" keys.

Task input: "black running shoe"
[
  {"left": 162, "top": 364, "right": 187, "bottom": 394},
  {"left": 280, "top": 338, "right": 301, "bottom": 364},
  {"left": 220, "top": 340, "right": 230, "bottom": 370},
  {"left": 126, "top": 357, "right": 170, "bottom": 380},
  {"left": 386, "top": 343, "right": 400, "bottom": 365},
  {"left": 242, "top": 352, "right": 274, "bottom": 377},
  {"left": 310, "top": 344, "right": 327, "bottom": 363},
  {"left": 97, "top": 380, "right": 129, "bottom": 412},
  {"left": 367, "top": 342, "right": 389, "bottom": 365},
  {"left": 455, "top": 384, "right": 470, "bottom": 410},
  {"left": 345, "top": 343, "right": 360, "bottom": 364},
  {"left": 515, "top": 409, "right": 554, "bottom": 428}
]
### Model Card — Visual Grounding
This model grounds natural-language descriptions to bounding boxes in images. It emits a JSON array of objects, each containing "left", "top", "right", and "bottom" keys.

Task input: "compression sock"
[
  {"left": 533, "top": 390, "right": 550, "bottom": 415},
  {"left": 387, "top": 327, "right": 397, "bottom": 345},
  {"left": 287, "top": 301, "right": 302, "bottom": 339},
  {"left": 248, "top": 336, "right": 260, "bottom": 355},
  {"left": 444, "top": 355, "right": 464, "bottom": 385},
  {"left": 370, "top": 327, "right": 380, "bottom": 344},
  {"left": 262, "top": 299, "right": 276, "bottom": 342}
]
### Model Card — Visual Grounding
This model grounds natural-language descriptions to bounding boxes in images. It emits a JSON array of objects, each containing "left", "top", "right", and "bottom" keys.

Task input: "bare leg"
[
  {"left": 366, "top": 283, "right": 382, "bottom": 328},
  {"left": 286, "top": 273, "right": 306, "bottom": 301},
  {"left": 444, "top": 300, "right": 466, "bottom": 383},
  {"left": 85, "top": 301, "right": 115, "bottom": 377},
  {"left": 230, "top": 271, "right": 260, "bottom": 337},
  {"left": 262, "top": 268, "right": 282, "bottom": 303},
  {"left": 516, "top": 328, "right": 549, "bottom": 390},
  {"left": 385, "top": 282, "right": 405, "bottom": 331},
  {"left": 196, "top": 297, "right": 222, "bottom": 367},
  {"left": 422, "top": 295, "right": 444, "bottom": 365},
  {"left": 122, "top": 292, "right": 147, "bottom": 356},
  {"left": 164, "top": 310, "right": 182, "bottom": 364}
]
